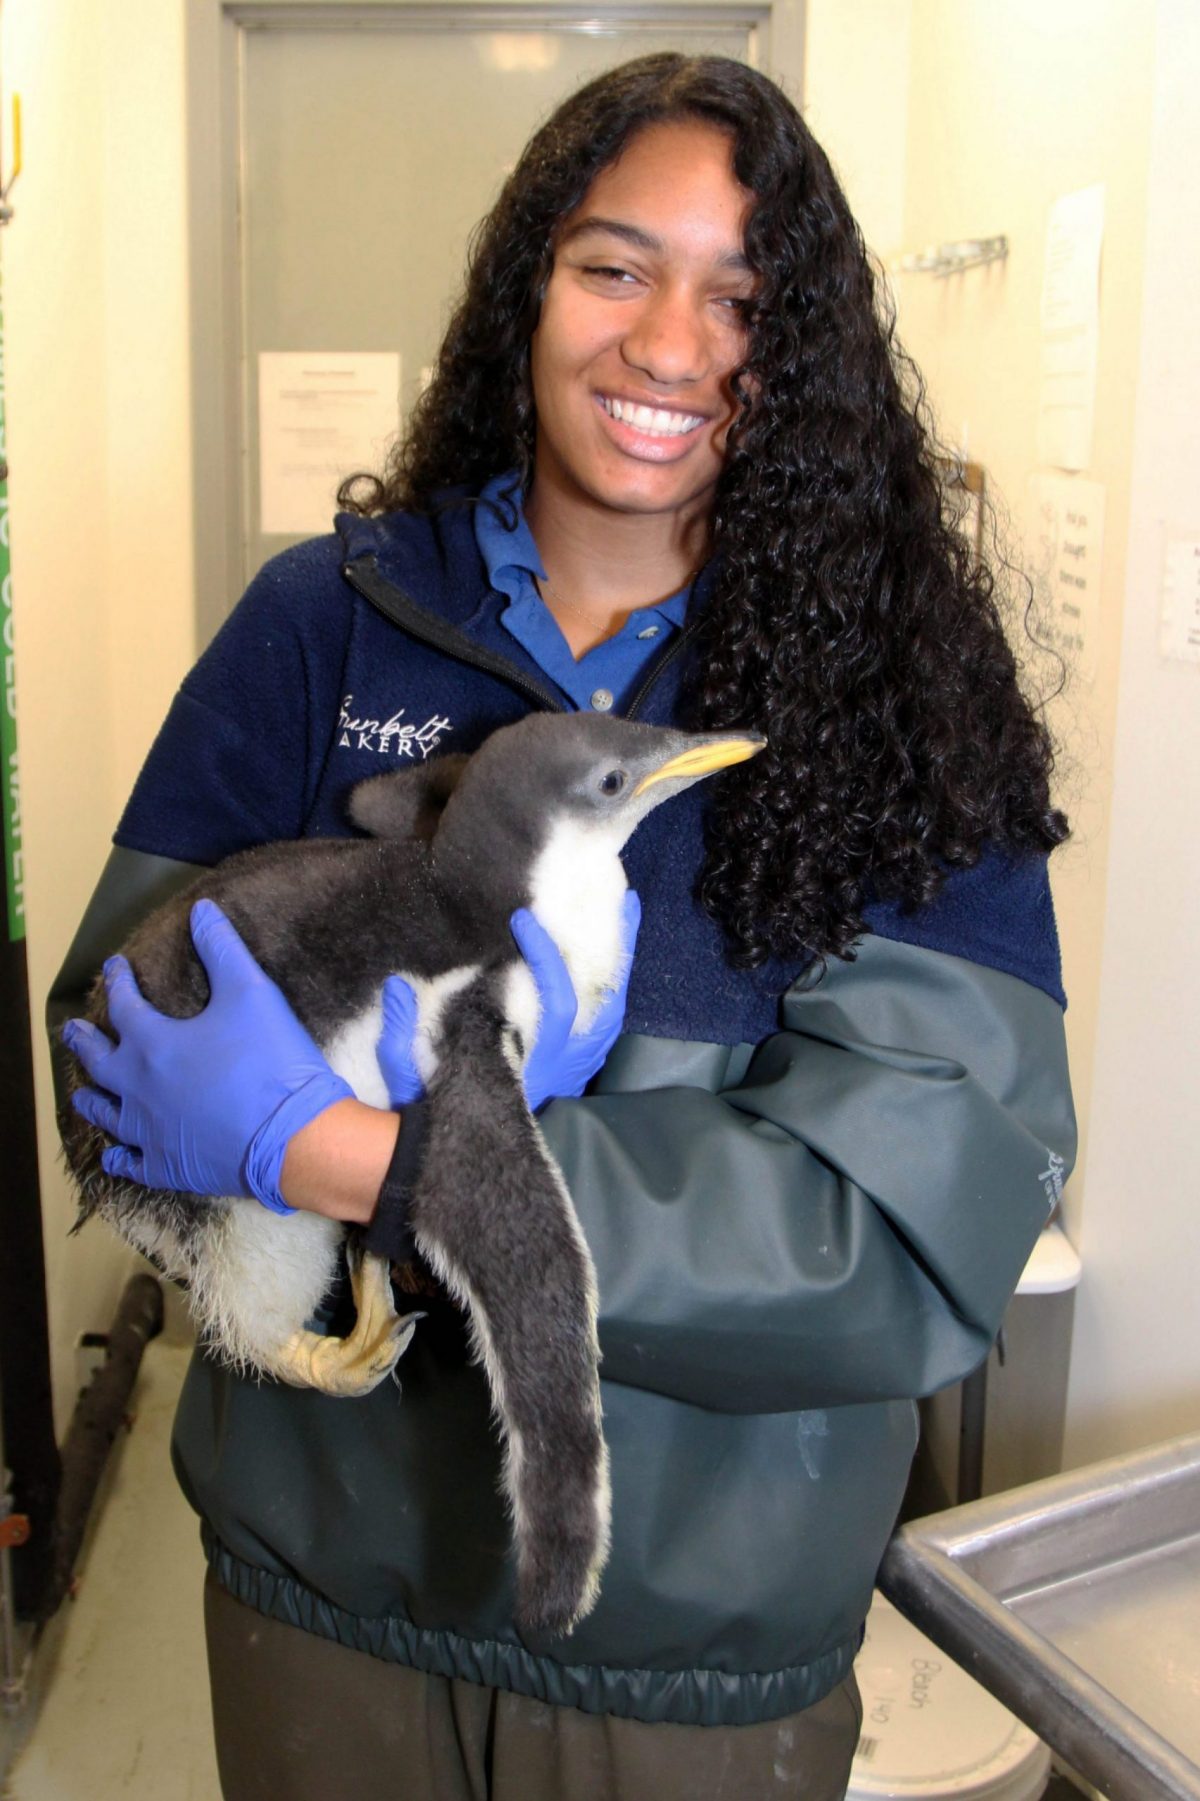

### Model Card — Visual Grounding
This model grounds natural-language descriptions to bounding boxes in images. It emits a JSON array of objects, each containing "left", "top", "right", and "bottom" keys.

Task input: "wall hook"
[{"left": 890, "top": 234, "right": 1008, "bottom": 278}]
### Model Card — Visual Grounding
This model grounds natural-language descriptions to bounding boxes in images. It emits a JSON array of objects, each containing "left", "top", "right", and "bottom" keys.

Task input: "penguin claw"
[{"left": 270, "top": 1250, "right": 422, "bottom": 1397}]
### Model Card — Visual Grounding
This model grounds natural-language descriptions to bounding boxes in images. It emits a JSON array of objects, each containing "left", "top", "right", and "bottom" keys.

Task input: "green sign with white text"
[{"left": 0, "top": 260, "right": 22, "bottom": 943}]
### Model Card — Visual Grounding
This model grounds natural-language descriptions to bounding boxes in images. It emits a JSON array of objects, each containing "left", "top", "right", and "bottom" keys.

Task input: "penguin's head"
[{"left": 435, "top": 713, "right": 765, "bottom": 874}]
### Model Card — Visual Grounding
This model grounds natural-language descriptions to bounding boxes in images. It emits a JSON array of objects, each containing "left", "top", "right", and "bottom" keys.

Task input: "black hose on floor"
[{"left": 36, "top": 1272, "right": 164, "bottom": 1623}]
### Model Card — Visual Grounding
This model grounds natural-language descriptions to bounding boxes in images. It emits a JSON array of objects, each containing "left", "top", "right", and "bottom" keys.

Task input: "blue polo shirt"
[{"left": 473, "top": 473, "right": 691, "bottom": 714}]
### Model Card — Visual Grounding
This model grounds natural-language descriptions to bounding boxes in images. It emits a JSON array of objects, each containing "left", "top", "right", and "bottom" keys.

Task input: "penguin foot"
[{"left": 272, "top": 1248, "right": 422, "bottom": 1397}]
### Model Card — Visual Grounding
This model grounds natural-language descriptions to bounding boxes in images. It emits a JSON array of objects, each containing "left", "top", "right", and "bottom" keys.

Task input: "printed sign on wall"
[
  {"left": 1028, "top": 475, "right": 1106, "bottom": 686},
  {"left": 258, "top": 351, "right": 401, "bottom": 536}
]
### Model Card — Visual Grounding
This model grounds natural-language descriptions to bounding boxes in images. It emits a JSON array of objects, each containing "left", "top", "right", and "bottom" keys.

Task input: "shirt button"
[
  {"left": 637, "top": 625, "right": 661, "bottom": 639},
  {"left": 590, "top": 688, "right": 614, "bottom": 712}
]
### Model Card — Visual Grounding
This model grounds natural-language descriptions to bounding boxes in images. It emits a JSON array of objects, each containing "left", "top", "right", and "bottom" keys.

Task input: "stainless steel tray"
[{"left": 879, "top": 1432, "right": 1200, "bottom": 1801}]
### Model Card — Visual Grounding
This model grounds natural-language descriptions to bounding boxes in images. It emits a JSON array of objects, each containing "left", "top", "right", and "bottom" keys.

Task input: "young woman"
[{"left": 58, "top": 53, "right": 1075, "bottom": 1801}]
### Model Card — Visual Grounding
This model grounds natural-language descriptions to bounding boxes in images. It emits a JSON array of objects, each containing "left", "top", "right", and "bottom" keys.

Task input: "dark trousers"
[{"left": 205, "top": 1574, "right": 861, "bottom": 1801}]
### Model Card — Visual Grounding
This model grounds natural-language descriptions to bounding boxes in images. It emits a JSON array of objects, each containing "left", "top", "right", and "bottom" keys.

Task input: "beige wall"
[
  {"left": 810, "top": 1, "right": 1200, "bottom": 1469},
  {"left": 1063, "top": 0, "right": 1200, "bottom": 1464},
  {"left": 2, "top": 0, "right": 196, "bottom": 1432},
  {"left": 802, "top": 0, "right": 911, "bottom": 258},
  {"left": 893, "top": 0, "right": 1154, "bottom": 1239}
]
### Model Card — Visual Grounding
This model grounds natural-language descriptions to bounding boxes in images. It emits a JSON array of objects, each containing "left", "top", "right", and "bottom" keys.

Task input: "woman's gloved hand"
[
  {"left": 374, "top": 976, "right": 426, "bottom": 1108},
  {"left": 376, "top": 890, "right": 641, "bottom": 1112},
  {"left": 62, "top": 898, "right": 354, "bottom": 1215},
  {"left": 514, "top": 891, "right": 641, "bottom": 1110}
]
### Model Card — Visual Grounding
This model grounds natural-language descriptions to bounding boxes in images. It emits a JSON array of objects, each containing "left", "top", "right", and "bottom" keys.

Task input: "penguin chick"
[{"left": 61, "top": 712, "right": 763, "bottom": 1635}]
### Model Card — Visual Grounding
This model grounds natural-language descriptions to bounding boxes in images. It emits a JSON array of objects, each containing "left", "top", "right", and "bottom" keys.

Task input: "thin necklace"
[
  {"left": 536, "top": 569, "right": 697, "bottom": 636},
  {"left": 536, "top": 573, "right": 622, "bottom": 636}
]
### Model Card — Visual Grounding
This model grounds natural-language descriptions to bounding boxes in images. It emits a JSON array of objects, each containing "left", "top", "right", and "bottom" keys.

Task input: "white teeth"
[{"left": 603, "top": 397, "right": 703, "bottom": 437}]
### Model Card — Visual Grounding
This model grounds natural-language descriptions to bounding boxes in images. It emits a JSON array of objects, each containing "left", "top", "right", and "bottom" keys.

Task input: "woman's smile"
[{"left": 593, "top": 391, "right": 711, "bottom": 457}]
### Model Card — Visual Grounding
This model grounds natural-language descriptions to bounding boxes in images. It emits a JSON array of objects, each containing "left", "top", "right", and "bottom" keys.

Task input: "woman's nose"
[{"left": 621, "top": 285, "right": 711, "bottom": 386}]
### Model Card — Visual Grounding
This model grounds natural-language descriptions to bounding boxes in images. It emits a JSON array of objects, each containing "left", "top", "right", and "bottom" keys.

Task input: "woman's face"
[{"left": 528, "top": 119, "right": 756, "bottom": 531}]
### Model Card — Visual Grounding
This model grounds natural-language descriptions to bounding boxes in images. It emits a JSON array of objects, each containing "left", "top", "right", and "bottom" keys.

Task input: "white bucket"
[{"left": 847, "top": 1594, "right": 1051, "bottom": 1801}]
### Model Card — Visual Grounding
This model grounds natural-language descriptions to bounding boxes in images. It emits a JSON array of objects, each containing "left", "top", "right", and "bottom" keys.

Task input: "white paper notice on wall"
[
  {"left": 258, "top": 352, "right": 401, "bottom": 536},
  {"left": 1160, "top": 535, "right": 1200, "bottom": 665},
  {"left": 1037, "top": 185, "right": 1104, "bottom": 473},
  {"left": 1027, "top": 474, "right": 1105, "bottom": 685}
]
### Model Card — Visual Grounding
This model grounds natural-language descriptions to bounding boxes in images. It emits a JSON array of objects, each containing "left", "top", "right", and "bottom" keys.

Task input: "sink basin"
[{"left": 880, "top": 1432, "right": 1200, "bottom": 1801}]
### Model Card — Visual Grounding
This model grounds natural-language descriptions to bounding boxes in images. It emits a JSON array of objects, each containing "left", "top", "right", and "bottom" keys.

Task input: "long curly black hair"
[{"left": 339, "top": 53, "right": 1068, "bottom": 967}]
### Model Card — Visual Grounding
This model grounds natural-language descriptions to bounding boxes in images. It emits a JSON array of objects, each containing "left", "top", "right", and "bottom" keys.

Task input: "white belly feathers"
[{"left": 524, "top": 817, "right": 630, "bottom": 1030}]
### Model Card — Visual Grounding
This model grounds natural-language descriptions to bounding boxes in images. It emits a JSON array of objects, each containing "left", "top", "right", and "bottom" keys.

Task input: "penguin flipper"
[{"left": 409, "top": 980, "right": 609, "bottom": 1638}]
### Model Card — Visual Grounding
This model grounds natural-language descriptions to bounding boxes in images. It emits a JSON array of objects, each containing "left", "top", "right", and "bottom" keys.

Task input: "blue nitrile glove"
[
  {"left": 63, "top": 898, "right": 354, "bottom": 1215},
  {"left": 375, "top": 975, "right": 426, "bottom": 1107},
  {"left": 513, "top": 891, "right": 641, "bottom": 1109},
  {"left": 375, "top": 890, "right": 641, "bottom": 1112}
]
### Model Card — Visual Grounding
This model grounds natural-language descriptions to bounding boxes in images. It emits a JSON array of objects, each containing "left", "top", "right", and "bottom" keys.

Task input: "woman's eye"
[
  {"left": 583, "top": 265, "right": 638, "bottom": 286},
  {"left": 599, "top": 769, "right": 627, "bottom": 796}
]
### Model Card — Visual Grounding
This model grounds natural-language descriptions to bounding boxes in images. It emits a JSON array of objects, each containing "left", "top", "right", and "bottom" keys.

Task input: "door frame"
[{"left": 183, "top": 0, "right": 804, "bottom": 644}]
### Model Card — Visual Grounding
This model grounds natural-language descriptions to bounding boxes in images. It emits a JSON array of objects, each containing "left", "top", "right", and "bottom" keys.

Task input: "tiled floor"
[{"left": 7, "top": 1339, "right": 220, "bottom": 1801}]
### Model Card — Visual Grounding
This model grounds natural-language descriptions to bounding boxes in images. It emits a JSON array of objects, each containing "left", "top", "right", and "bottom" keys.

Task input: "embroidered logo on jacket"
[
  {"left": 1039, "top": 1149, "right": 1066, "bottom": 1210},
  {"left": 338, "top": 695, "right": 452, "bottom": 760}
]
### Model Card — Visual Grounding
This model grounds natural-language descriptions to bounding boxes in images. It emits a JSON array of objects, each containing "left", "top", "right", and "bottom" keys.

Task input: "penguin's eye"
[{"left": 599, "top": 769, "right": 627, "bottom": 797}]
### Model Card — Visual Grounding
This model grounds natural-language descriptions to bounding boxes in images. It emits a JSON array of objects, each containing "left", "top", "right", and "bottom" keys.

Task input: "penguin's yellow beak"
[{"left": 632, "top": 734, "right": 766, "bottom": 796}]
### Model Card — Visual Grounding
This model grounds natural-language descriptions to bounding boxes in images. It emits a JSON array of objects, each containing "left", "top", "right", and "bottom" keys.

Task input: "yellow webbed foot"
[{"left": 271, "top": 1247, "right": 421, "bottom": 1397}]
